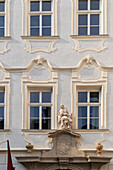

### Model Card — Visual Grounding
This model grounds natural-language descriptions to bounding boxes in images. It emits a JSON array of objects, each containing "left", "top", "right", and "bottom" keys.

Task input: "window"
[
  {"left": 72, "top": 0, "right": 108, "bottom": 36},
  {"left": 0, "top": 90, "right": 5, "bottom": 129},
  {"left": 28, "top": 89, "right": 52, "bottom": 129},
  {"left": 29, "top": 0, "right": 52, "bottom": 36},
  {"left": 77, "top": 90, "right": 100, "bottom": 129},
  {"left": 78, "top": 0, "right": 100, "bottom": 35},
  {"left": 0, "top": 1, "right": 5, "bottom": 37}
]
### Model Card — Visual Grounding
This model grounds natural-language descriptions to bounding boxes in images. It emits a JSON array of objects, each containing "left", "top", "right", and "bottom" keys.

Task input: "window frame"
[
  {"left": 28, "top": 88, "right": 53, "bottom": 130},
  {"left": 76, "top": 88, "right": 101, "bottom": 130},
  {"left": 77, "top": 0, "right": 101, "bottom": 35},
  {"left": 0, "top": 88, "right": 5, "bottom": 129},
  {"left": 22, "top": 0, "right": 58, "bottom": 37},
  {"left": 0, "top": 0, "right": 11, "bottom": 37},
  {"left": 71, "top": 0, "right": 108, "bottom": 36},
  {"left": 28, "top": 0, "right": 53, "bottom": 36}
]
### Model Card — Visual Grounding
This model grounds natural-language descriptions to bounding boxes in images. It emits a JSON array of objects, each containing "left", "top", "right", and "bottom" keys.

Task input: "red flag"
[{"left": 7, "top": 140, "right": 14, "bottom": 170}]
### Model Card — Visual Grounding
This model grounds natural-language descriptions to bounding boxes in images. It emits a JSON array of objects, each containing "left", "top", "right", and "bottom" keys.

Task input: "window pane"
[
  {"left": 90, "top": 119, "right": 99, "bottom": 129},
  {"left": 78, "top": 119, "right": 87, "bottom": 129},
  {"left": 90, "top": 92, "right": 99, "bottom": 102},
  {"left": 30, "top": 28, "right": 39, "bottom": 36},
  {"left": 0, "top": 28, "right": 4, "bottom": 37},
  {"left": 90, "top": 14, "right": 99, "bottom": 25},
  {"left": 78, "top": 0, "right": 88, "bottom": 10},
  {"left": 30, "top": 107, "right": 39, "bottom": 117},
  {"left": 0, "top": 119, "right": 4, "bottom": 129},
  {"left": 30, "top": 119, "right": 39, "bottom": 129},
  {"left": 0, "top": 107, "right": 4, "bottom": 117},
  {"left": 78, "top": 27, "right": 87, "bottom": 35},
  {"left": 78, "top": 92, "right": 87, "bottom": 103},
  {"left": 0, "top": 2, "right": 5, "bottom": 12},
  {"left": 30, "top": 1, "right": 40, "bottom": 11},
  {"left": 78, "top": 15, "right": 88, "bottom": 25},
  {"left": 78, "top": 106, "right": 87, "bottom": 117},
  {"left": 42, "top": 28, "right": 51, "bottom": 36},
  {"left": 90, "top": 0, "right": 99, "bottom": 10},
  {"left": 30, "top": 16, "right": 40, "bottom": 26},
  {"left": 30, "top": 92, "right": 39, "bottom": 103},
  {"left": 42, "top": 92, "right": 51, "bottom": 103},
  {"left": 42, "top": 119, "right": 51, "bottom": 129},
  {"left": 0, "top": 16, "right": 4, "bottom": 27},
  {"left": 90, "top": 27, "right": 99, "bottom": 35},
  {"left": 42, "top": 1, "right": 51, "bottom": 11},
  {"left": 42, "top": 15, "right": 51, "bottom": 26},
  {"left": 42, "top": 107, "right": 51, "bottom": 117},
  {"left": 90, "top": 106, "right": 99, "bottom": 117},
  {"left": 0, "top": 92, "right": 4, "bottom": 103}
]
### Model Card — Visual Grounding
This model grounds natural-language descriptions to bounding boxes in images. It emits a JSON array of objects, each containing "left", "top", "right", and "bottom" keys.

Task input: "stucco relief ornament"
[
  {"left": 85, "top": 55, "right": 96, "bottom": 69},
  {"left": 35, "top": 56, "right": 47, "bottom": 70},
  {"left": 58, "top": 104, "right": 72, "bottom": 129}
]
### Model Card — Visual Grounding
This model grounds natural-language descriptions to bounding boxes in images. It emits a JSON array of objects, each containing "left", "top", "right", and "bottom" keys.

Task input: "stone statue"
[{"left": 58, "top": 104, "right": 72, "bottom": 129}]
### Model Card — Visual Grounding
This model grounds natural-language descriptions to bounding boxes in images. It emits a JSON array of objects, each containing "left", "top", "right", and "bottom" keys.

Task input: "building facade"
[{"left": 0, "top": 0, "right": 113, "bottom": 169}]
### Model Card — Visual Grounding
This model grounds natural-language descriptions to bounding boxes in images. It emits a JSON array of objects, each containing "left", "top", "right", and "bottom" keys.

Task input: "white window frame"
[
  {"left": 76, "top": 87, "right": 101, "bottom": 129},
  {"left": 28, "top": 0, "right": 53, "bottom": 36},
  {"left": 72, "top": 0, "right": 107, "bottom": 36},
  {"left": 0, "top": 0, "right": 11, "bottom": 37},
  {"left": 22, "top": 0, "right": 58, "bottom": 36},
  {"left": 28, "top": 88, "right": 52, "bottom": 129}
]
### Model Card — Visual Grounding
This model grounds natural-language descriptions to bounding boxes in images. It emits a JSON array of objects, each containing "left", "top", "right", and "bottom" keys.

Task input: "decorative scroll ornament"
[
  {"left": 35, "top": 56, "right": 47, "bottom": 70},
  {"left": 96, "top": 143, "right": 103, "bottom": 156},
  {"left": 84, "top": 55, "right": 96, "bottom": 69},
  {"left": 58, "top": 104, "right": 72, "bottom": 129}
]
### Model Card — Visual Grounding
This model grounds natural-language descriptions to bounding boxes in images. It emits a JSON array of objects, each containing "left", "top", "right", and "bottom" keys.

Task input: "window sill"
[
  {"left": 21, "top": 129, "right": 56, "bottom": 134},
  {"left": 73, "top": 129, "right": 109, "bottom": 134},
  {"left": 70, "top": 35, "right": 109, "bottom": 40},
  {"left": 0, "top": 36, "right": 12, "bottom": 40},
  {"left": 0, "top": 129, "right": 11, "bottom": 133},
  {"left": 21, "top": 36, "right": 60, "bottom": 40}
]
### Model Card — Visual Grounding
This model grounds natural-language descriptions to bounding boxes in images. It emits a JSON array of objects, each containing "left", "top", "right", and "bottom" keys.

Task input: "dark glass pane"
[
  {"left": 30, "top": 92, "right": 39, "bottom": 103},
  {"left": 78, "top": 92, "right": 87, "bottom": 103},
  {"left": 42, "top": 119, "right": 51, "bottom": 129},
  {"left": 30, "top": 16, "right": 39, "bottom": 26},
  {"left": 42, "top": 15, "right": 51, "bottom": 26},
  {"left": 78, "top": 0, "right": 88, "bottom": 10},
  {"left": 0, "top": 2, "right": 5, "bottom": 12},
  {"left": 30, "top": 107, "right": 39, "bottom": 117},
  {"left": 90, "top": 106, "right": 99, "bottom": 117},
  {"left": 78, "top": 27, "right": 87, "bottom": 35},
  {"left": 42, "top": 107, "right": 51, "bottom": 117},
  {"left": 90, "top": 27, "right": 99, "bottom": 35},
  {"left": 30, "top": 28, "right": 39, "bottom": 36},
  {"left": 0, "top": 107, "right": 4, "bottom": 117},
  {"left": 78, "top": 119, "right": 87, "bottom": 129},
  {"left": 90, "top": 92, "right": 99, "bottom": 102},
  {"left": 0, "top": 92, "right": 4, "bottom": 103},
  {"left": 90, "top": 0, "right": 99, "bottom": 10},
  {"left": 42, "top": 1, "right": 51, "bottom": 11},
  {"left": 90, "top": 14, "right": 99, "bottom": 25},
  {"left": 42, "top": 92, "right": 51, "bottom": 103},
  {"left": 78, "top": 15, "right": 88, "bottom": 25},
  {"left": 0, "top": 28, "right": 4, "bottom": 36},
  {"left": 78, "top": 106, "right": 87, "bottom": 117},
  {"left": 30, "top": 119, "right": 39, "bottom": 129},
  {"left": 0, "top": 119, "right": 4, "bottom": 129},
  {"left": 0, "top": 16, "right": 4, "bottom": 27},
  {"left": 42, "top": 28, "right": 51, "bottom": 36},
  {"left": 90, "top": 119, "right": 99, "bottom": 129},
  {"left": 30, "top": 1, "right": 40, "bottom": 11}
]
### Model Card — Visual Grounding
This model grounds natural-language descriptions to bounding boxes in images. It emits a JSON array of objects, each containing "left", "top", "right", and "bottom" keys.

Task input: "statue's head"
[{"left": 60, "top": 104, "right": 64, "bottom": 109}]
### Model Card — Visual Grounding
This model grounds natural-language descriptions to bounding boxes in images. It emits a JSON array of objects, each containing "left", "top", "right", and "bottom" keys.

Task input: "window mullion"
[
  {"left": 87, "top": 92, "right": 90, "bottom": 129},
  {"left": 88, "top": 14, "right": 90, "bottom": 35},
  {"left": 40, "top": 1, "right": 42, "bottom": 36},
  {"left": 39, "top": 92, "right": 42, "bottom": 129}
]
